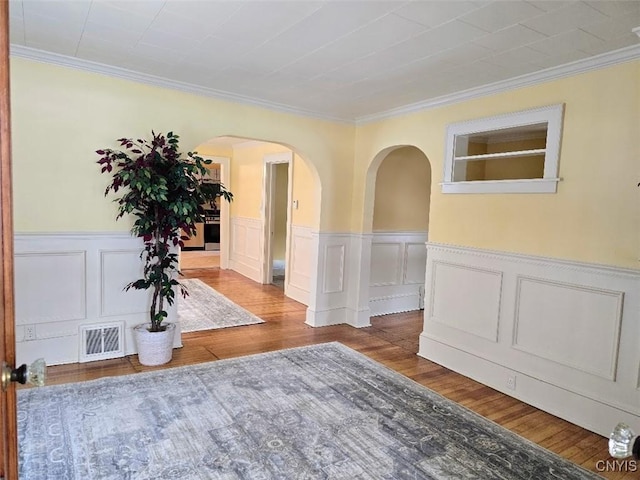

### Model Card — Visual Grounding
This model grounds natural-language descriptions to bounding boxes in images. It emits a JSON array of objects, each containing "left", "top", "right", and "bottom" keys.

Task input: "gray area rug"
[
  {"left": 17, "top": 343, "right": 600, "bottom": 479},
  {"left": 177, "top": 278, "right": 264, "bottom": 332}
]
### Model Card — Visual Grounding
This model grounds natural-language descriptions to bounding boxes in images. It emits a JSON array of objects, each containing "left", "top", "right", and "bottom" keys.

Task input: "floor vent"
[{"left": 79, "top": 323, "right": 124, "bottom": 363}]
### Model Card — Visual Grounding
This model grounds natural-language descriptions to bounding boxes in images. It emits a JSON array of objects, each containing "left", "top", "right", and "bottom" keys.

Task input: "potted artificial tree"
[{"left": 96, "top": 131, "right": 232, "bottom": 366}]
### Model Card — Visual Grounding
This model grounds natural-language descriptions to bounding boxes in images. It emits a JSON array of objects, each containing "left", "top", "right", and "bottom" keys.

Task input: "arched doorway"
[
  {"left": 185, "top": 135, "right": 320, "bottom": 307},
  {"left": 364, "top": 145, "right": 432, "bottom": 319}
]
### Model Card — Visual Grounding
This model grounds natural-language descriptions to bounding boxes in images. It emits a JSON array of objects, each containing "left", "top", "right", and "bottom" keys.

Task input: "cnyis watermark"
[{"left": 595, "top": 459, "right": 638, "bottom": 472}]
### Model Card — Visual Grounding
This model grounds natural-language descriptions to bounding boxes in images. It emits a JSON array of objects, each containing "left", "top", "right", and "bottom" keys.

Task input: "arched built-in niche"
[{"left": 364, "top": 145, "right": 432, "bottom": 317}]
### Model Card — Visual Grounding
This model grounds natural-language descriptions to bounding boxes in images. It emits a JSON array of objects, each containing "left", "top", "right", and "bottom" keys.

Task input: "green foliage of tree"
[{"left": 96, "top": 131, "right": 232, "bottom": 332}]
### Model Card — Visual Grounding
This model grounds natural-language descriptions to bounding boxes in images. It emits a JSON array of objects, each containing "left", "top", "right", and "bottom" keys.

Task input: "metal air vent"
[{"left": 79, "top": 323, "right": 124, "bottom": 363}]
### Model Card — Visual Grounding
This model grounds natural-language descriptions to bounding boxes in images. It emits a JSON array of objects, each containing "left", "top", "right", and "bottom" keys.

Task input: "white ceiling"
[{"left": 8, "top": 0, "right": 640, "bottom": 122}]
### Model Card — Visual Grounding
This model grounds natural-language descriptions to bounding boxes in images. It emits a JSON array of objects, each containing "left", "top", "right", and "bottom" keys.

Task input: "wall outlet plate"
[
  {"left": 24, "top": 325, "right": 36, "bottom": 341},
  {"left": 507, "top": 375, "right": 516, "bottom": 391}
]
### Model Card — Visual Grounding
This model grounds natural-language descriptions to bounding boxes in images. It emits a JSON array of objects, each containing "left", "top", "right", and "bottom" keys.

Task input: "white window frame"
[{"left": 441, "top": 104, "right": 565, "bottom": 194}]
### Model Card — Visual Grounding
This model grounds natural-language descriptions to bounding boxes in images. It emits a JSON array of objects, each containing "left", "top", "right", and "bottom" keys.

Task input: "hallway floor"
[{"left": 180, "top": 250, "right": 220, "bottom": 269}]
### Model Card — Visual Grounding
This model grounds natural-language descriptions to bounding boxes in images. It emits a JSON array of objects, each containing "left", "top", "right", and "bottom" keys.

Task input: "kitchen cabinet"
[{"left": 181, "top": 222, "right": 205, "bottom": 249}]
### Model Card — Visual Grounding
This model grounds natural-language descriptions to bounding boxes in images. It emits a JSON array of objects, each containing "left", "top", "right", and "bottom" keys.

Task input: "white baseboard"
[
  {"left": 285, "top": 282, "right": 309, "bottom": 306},
  {"left": 420, "top": 335, "right": 640, "bottom": 437},
  {"left": 370, "top": 292, "right": 421, "bottom": 316},
  {"left": 346, "top": 307, "right": 372, "bottom": 328},
  {"left": 305, "top": 307, "right": 347, "bottom": 327},
  {"left": 229, "top": 258, "right": 261, "bottom": 283}
]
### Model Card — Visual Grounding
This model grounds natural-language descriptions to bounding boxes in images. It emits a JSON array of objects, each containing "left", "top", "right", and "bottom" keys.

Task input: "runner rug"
[
  {"left": 17, "top": 342, "right": 599, "bottom": 479},
  {"left": 177, "top": 278, "right": 264, "bottom": 333}
]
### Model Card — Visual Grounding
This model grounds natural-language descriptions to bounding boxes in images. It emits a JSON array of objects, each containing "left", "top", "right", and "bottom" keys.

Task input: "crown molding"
[
  {"left": 9, "top": 43, "right": 640, "bottom": 127},
  {"left": 9, "top": 45, "right": 352, "bottom": 125},
  {"left": 356, "top": 44, "right": 640, "bottom": 125}
]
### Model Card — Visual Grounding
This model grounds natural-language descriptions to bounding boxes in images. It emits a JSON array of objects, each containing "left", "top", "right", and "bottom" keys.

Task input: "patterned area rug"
[
  {"left": 177, "top": 278, "right": 264, "bottom": 332},
  {"left": 18, "top": 343, "right": 600, "bottom": 479}
]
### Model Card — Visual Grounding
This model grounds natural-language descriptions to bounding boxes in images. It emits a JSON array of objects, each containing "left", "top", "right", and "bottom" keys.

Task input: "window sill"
[{"left": 440, "top": 178, "right": 560, "bottom": 194}]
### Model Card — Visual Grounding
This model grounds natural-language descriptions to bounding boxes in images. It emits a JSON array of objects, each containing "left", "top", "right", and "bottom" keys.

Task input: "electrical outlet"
[
  {"left": 24, "top": 325, "right": 36, "bottom": 341},
  {"left": 507, "top": 375, "right": 516, "bottom": 391}
]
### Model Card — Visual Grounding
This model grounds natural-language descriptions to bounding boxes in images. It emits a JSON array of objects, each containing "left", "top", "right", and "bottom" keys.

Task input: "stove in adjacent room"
[{"left": 204, "top": 210, "right": 220, "bottom": 251}]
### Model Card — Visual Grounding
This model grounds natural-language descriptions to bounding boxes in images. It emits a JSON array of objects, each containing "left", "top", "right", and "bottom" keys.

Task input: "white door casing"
[
  {"left": 261, "top": 152, "right": 293, "bottom": 289},
  {"left": 201, "top": 156, "right": 231, "bottom": 269}
]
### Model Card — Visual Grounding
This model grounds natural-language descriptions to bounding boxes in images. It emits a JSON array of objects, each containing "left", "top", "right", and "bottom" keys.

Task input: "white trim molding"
[
  {"left": 357, "top": 44, "right": 640, "bottom": 124},
  {"left": 306, "top": 231, "right": 428, "bottom": 328},
  {"left": 286, "top": 225, "right": 312, "bottom": 306},
  {"left": 9, "top": 45, "right": 350, "bottom": 124},
  {"left": 441, "top": 104, "right": 564, "bottom": 194},
  {"left": 420, "top": 242, "right": 640, "bottom": 436},
  {"left": 261, "top": 151, "right": 294, "bottom": 286},
  {"left": 10, "top": 43, "right": 640, "bottom": 125}
]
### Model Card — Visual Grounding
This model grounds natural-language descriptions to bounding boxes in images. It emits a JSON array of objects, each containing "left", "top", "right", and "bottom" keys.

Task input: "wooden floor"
[
  {"left": 44, "top": 268, "right": 628, "bottom": 479},
  {"left": 179, "top": 250, "right": 220, "bottom": 269}
]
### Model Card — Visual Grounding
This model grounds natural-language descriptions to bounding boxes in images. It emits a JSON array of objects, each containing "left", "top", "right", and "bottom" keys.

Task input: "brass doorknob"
[{"left": 1, "top": 358, "right": 46, "bottom": 391}]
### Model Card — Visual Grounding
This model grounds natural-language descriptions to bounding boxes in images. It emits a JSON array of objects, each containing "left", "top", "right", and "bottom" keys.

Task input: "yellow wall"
[
  {"left": 194, "top": 144, "right": 233, "bottom": 159},
  {"left": 10, "top": 56, "right": 640, "bottom": 268},
  {"left": 194, "top": 141, "right": 316, "bottom": 229},
  {"left": 465, "top": 138, "right": 546, "bottom": 181},
  {"left": 372, "top": 146, "right": 430, "bottom": 231},
  {"left": 228, "top": 142, "right": 281, "bottom": 219},
  {"left": 483, "top": 138, "right": 545, "bottom": 180},
  {"left": 10, "top": 58, "right": 353, "bottom": 233},
  {"left": 291, "top": 153, "right": 316, "bottom": 227},
  {"left": 355, "top": 61, "right": 640, "bottom": 268}
]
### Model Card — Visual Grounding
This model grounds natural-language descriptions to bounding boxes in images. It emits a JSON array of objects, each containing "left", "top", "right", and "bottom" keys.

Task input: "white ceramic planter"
[{"left": 133, "top": 322, "right": 176, "bottom": 366}]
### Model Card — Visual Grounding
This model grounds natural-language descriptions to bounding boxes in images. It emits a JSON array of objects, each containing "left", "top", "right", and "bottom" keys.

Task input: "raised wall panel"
[
  {"left": 230, "top": 218, "right": 262, "bottom": 260},
  {"left": 513, "top": 276, "right": 623, "bottom": 380},
  {"left": 430, "top": 261, "right": 502, "bottom": 342},
  {"left": 229, "top": 217, "right": 262, "bottom": 283},
  {"left": 232, "top": 221, "right": 248, "bottom": 255},
  {"left": 14, "top": 251, "right": 86, "bottom": 324},
  {"left": 245, "top": 224, "right": 262, "bottom": 261},
  {"left": 370, "top": 243, "right": 402, "bottom": 286},
  {"left": 100, "top": 250, "right": 149, "bottom": 317},
  {"left": 290, "top": 226, "right": 311, "bottom": 291},
  {"left": 323, "top": 244, "right": 345, "bottom": 294},
  {"left": 404, "top": 243, "right": 428, "bottom": 284}
]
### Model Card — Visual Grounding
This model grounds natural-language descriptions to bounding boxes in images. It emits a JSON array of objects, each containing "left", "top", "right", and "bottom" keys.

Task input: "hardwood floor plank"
[{"left": 39, "top": 269, "right": 620, "bottom": 478}]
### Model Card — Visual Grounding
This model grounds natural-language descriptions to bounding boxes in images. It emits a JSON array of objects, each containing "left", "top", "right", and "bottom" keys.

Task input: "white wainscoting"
[
  {"left": 14, "top": 233, "right": 182, "bottom": 366},
  {"left": 306, "top": 231, "right": 427, "bottom": 328},
  {"left": 229, "top": 216, "right": 262, "bottom": 283},
  {"left": 369, "top": 232, "right": 428, "bottom": 316},
  {"left": 420, "top": 242, "right": 640, "bottom": 436},
  {"left": 286, "top": 225, "right": 312, "bottom": 306},
  {"left": 305, "top": 232, "right": 351, "bottom": 327}
]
